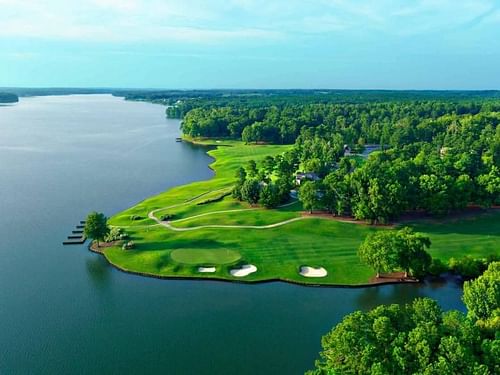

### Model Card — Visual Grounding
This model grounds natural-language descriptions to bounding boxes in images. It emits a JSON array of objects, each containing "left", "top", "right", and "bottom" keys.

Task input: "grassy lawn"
[
  {"left": 105, "top": 140, "right": 500, "bottom": 286},
  {"left": 171, "top": 201, "right": 302, "bottom": 228},
  {"left": 170, "top": 248, "right": 242, "bottom": 265}
]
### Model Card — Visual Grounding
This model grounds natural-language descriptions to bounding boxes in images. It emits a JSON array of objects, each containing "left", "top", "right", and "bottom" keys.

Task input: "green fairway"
[{"left": 105, "top": 140, "right": 500, "bottom": 285}]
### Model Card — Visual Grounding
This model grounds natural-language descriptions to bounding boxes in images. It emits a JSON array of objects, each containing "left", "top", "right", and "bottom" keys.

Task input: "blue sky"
[{"left": 0, "top": 0, "right": 499, "bottom": 89}]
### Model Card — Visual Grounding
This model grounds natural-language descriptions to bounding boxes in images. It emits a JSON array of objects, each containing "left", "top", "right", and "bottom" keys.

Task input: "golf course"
[{"left": 102, "top": 139, "right": 500, "bottom": 285}]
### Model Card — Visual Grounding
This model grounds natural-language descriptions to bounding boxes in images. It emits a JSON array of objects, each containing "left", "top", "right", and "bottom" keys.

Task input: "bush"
[
  {"left": 428, "top": 258, "right": 449, "bottom": 276},
  {"left": 160, "top": 213, "right": 174, "bottom": 221},
  {"left": 447, "top": 255, "right": 499, "bottom": 279},
  {"left": 122, "top": 241, "right": 135, "bottom": 250},
  {"left": 449, "top": 256, "right": 483, "bottom": 278},
  {"left": 130, "top": 215, "right": 142, "bottom": 221},
  {"left": 105, "top": 227, "right": 125, "bottom": 242},
  {"left": 196, "top": 191, "right": 231, "bottom": 205}
]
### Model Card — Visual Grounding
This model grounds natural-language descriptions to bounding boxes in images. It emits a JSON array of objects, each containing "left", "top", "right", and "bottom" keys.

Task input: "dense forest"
[
  {"left": 291, "top": 110, "right": 500, "bottom": 223},
  {"left": 0, "top": 92, "right": 18, "bottom": 103},
  {"left": 180, "top": 96, "right": 500, "bottom": 223},
  {"left": 180, "top": 100, "right": 500, "bottom": 143}
]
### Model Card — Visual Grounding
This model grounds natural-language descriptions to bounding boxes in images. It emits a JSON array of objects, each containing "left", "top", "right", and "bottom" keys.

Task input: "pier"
[{"left": 63, "top": 221, "right": 86, "bottom": 245}]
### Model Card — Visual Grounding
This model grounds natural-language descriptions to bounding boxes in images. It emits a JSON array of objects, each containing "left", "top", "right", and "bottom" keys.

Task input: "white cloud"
[
  {"left": 0, "top": 0, "right": 283, "bottom": 43},
  {"left": 0, "top": 0, "right": 497, "bottom": 43}
]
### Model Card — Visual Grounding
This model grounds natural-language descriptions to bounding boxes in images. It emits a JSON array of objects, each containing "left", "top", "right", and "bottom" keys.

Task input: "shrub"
[
  {"left": 130, "top": 215, "right": 142, "bottom": 221},
  {"left": 447, "top": 255, "right": 500, "bottom": 279},
  {"left": 448, "top": 256, "right": 482, "bottom": 278},
  {"left": 105, "top": 227, "right": 125, "bottom": 242},
  {"left": 428, "top": 258, "right": 449, "bottom": 276},
  {"left": 196, "top": 191, "right": 231, "bottom": 205},
  {"left": 122, "top": 241, "right": 135, "bottom": 250},
  {"left": 160, "top": 213, "right": 174, "bottom": 221}
]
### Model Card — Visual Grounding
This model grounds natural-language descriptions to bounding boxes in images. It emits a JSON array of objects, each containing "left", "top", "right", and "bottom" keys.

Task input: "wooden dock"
[
  {"left": 63, "top": 221, "right": 87, "bottom": 245},
  {"left": 63, "top": 237, "right": 86, "bottom": 245}
]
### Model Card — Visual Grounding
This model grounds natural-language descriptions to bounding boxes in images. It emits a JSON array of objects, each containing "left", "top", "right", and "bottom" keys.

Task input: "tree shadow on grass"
[{"left": 410, "top": 211, "right": 500, "bottom": 237}]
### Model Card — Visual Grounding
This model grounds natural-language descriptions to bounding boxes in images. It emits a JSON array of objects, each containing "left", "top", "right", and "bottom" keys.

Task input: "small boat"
[{"left": 175, "top": 137, "right": 182, "bottom": 142}]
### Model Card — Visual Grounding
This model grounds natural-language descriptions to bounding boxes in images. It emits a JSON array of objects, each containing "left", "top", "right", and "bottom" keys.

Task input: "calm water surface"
[{"left": 0, "top": 95, "right": 465, "bottom": 374}]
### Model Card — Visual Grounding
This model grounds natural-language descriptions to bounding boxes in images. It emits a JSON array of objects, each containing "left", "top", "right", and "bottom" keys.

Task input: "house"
[{"left": 295, "top": 172, "right": 320, "bottom": 186}]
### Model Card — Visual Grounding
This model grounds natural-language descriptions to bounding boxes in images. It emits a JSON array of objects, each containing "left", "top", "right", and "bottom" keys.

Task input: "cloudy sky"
[{"left": 0, "top": 0, "right": 499, "bottom": 89}]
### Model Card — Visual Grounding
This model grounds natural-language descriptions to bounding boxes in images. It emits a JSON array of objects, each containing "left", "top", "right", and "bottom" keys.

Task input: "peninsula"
[{"left": 90, "top": 91, "right": 500, "bottom": 286}]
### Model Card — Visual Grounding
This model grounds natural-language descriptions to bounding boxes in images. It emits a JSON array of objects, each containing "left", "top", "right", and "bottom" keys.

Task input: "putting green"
[{"left": 170, "top": 248, "right": 241, "bottom": 265}]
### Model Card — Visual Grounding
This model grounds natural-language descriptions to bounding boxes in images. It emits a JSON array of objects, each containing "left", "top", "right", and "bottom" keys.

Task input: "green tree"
[
  {"left": 358, "top": 228, "right": 431, "bottom": 278},
  {"left": 463, "top": 262, "right": 500, "bottom": 330},
  {"left": 299, "top": 181, "right": 318, "bottom": 214},
  {"left": 276, "top": 153, "right": 295, "bottom": 178},
  {"left": 261, "top": 155, "right": 276, "bottom": 176},
  {"left": 308, "top": 295, "right": 497, "bottom": 375},
  {"left": 232, "top": 167, "right": 247, "bottom": 200},
  {"left": 235, "top": 166, "right": 247, "bottom": 183},
  {"left": 275, "top": 176, "right": 293, "bottom": 203},
  {"left": 396, "top": 227, "right": 432, "bottom": 278},
  {"left": 303, "top": 158, "right": 322, "bottom": 175},
  {"left": 322, "top": 173, "right": 341, "bottom": 214},
  {"left": 240, "top": 179, "right": 260, "bottom": 205},
  {"left": 246, "top": 159, "right": 258, "bottom": 178},
  {"left": 358, "top": 230, "right": 400, "bottom": 278},
  {"left": 84, "top": 212, "right": 109, "bottom": 247},
  {"left": 259, "top": 183, "right": 280, "bottom": 208}
]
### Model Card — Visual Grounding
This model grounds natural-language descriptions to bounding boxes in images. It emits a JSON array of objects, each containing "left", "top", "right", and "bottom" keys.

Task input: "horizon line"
[{"left": 2, "top": 87, "right": 500, "bottom": 92}]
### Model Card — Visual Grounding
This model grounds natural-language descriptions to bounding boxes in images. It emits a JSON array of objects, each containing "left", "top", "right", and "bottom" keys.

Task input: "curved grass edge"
[
  {"left": 89, "top": 242, "right": 421, "bottom": 288},
  {"left": 102, "top": 138, "right": 500, "bottom": 287}
]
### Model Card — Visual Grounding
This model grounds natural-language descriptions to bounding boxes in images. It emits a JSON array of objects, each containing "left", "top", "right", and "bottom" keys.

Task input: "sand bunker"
[
  {"left": 300, "top": 266, "right": 327, "bottom": 278},
  {"left": 198, "top": 266, "right": 216, "bottom": 273},
  {"left": 230, "top": 264, "right": 257, "bottom": 277}
]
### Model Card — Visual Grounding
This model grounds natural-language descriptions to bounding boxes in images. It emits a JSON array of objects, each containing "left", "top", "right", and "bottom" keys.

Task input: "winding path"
[
  {"left": 136, "top": 189, "right": 307, "bottom": 232},
  {"left": 159, "top": 216, "right": 308, "bottom": 232}
]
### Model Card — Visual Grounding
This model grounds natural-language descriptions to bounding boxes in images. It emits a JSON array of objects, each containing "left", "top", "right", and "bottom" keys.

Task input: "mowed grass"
[
  {"left": 170, "top": 248, "right": 241, "bottom": 265},
  {"left": 171, "top": 201, "right": 302, "bottom": 228},
  {"left": 104, "top": 218, "right": 378, "bottom": 284},
  {"left": 109, "top": 141, "right": 290, "bottom": 226},
  {"left": 404, "top": 210, "right": 500, "bottom": 260},
  {"left": 105, "top": 140, "right": 500, "bottom": 285}
]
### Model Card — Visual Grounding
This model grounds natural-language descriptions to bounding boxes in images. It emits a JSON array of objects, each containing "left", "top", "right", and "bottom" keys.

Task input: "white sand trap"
[
  {"left": 230, "top": 264, "right": 257, "bottom": 277},
  {"left": 198, "top": 266, "right": 216, "bottom": 273},
  {"left": 300, "top": 266, "right": 328, "bottom": 278}
]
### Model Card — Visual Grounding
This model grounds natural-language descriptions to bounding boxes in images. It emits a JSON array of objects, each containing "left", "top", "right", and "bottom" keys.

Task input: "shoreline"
[
  {"left": 89, "top": 241, "right": 422, "bottom": 288},
  {"left": 100, "top": 135, "right": 499, "bottom": 287}
]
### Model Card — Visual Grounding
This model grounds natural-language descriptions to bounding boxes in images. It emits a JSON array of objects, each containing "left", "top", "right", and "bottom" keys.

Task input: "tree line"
[
  {"left": 210, "top": 107, "right": 500, "bottom": 223},
  {"left": 180, "top": 100, "right": 500, "bottom": 144}
]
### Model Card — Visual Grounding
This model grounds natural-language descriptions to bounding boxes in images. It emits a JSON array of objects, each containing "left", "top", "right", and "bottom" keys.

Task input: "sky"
[{"left": 0, "top": 0, "right": 499, "bottom": 89}]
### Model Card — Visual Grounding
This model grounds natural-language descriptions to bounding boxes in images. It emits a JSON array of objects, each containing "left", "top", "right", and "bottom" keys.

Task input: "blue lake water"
[{"left": 0, "top": 95, "right": 465, "bottom": 374}]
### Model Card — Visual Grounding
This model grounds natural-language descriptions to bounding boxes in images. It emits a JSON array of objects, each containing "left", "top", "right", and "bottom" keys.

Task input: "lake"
[{"left": 0, "top": 95, "right": 465, "bottom": 374}]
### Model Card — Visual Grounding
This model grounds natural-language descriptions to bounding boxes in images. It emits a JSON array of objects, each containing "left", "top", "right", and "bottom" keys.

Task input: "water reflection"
[{"left": 86, "top": 254, "right": 111, "bottom": 288}]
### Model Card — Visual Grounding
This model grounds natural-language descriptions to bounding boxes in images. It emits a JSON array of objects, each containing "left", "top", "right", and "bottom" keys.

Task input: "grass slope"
[{"left": 105, "top": 140, "right": 500, "bottom": 285}]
